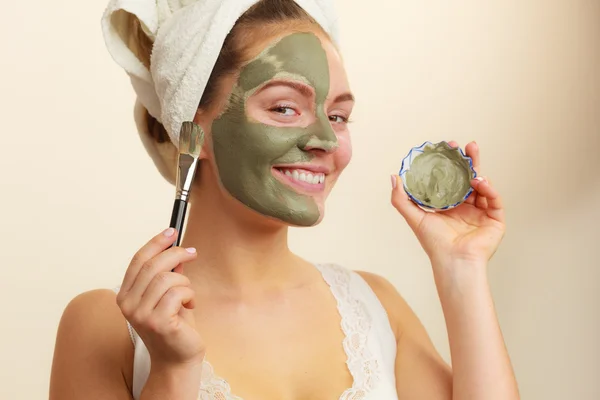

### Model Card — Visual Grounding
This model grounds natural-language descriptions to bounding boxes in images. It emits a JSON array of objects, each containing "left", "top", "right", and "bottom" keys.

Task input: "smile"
[
  {"left": 272, "top": 167, "right": 327, "bottom": 193},
  {"left": 277, "top": 168, "right": 325, "bottom": 184}
]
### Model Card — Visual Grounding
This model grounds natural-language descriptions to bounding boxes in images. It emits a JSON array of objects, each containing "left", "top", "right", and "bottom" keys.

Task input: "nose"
[{"left": 299, "top": 111, "right": 338, "bottom": 153}]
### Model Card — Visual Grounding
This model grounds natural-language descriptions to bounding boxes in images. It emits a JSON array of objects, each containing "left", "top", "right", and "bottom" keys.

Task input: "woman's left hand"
[{"left": 391, "top": 141, "right": 505, "bottom": 268}]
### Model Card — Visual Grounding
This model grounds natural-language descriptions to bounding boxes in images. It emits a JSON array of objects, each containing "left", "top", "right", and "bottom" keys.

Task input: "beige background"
[{"left": 1, "top": 1, "right": 599, "bottom": 399}]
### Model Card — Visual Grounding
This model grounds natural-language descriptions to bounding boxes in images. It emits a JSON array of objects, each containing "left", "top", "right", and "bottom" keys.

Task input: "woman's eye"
[
  {"left": 329, "top": 114, "right": 349, "bottom": 124},
  {"left": 271, "top": 106, "right": 298, "bottom": 117}
]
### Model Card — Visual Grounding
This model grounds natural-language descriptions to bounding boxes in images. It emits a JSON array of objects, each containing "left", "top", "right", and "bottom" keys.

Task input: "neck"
[{"left": 180, "top": 178, "right": 304, "bottom": 294}]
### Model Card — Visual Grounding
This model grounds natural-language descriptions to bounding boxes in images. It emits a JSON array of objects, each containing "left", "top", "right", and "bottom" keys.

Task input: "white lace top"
[{"left": 118, "top": 264, "right": 399, "bottom": 399}]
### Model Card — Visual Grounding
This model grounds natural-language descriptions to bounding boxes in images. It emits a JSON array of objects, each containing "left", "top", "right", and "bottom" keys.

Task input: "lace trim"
[
  {"left": 315, "top": 264, "right": 380, "bottom": 399},
  {"left": 198, "top": 360, "right": 243, "bottom": 400}
]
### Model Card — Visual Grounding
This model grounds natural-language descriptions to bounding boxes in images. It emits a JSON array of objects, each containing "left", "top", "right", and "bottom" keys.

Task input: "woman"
[{"left": 50, "top": 0, "right": 519, "bottom": 399}]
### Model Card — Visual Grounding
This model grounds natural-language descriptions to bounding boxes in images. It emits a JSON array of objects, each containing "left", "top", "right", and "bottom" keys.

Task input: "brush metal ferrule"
[{"left": 175, "top": 153, "right": 199, "bottom": 202}]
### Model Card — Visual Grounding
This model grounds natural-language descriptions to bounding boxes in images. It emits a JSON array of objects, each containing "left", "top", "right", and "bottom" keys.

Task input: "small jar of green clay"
[{"left": 399, "top": 141, "right": 477, "bottom": 211}]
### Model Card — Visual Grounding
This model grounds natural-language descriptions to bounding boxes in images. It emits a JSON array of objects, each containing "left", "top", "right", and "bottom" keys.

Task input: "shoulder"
[
  {"left": 355, "top": 270, "right": 398, "bottom": 295},
  {"left": 57, "top": 289, "right": 134, "bottom": 361},
  {"left": 58, "top": 289, "right": 130, "bottom": 343},
  {"left": 50, "top": 289, "right": 134, "bottom": 398},
  {"left": 354, "top": 270, "right": 417, "bottom": 342},
  {"left": 60, "top": 289, "right": 118, "bottom": 321}
]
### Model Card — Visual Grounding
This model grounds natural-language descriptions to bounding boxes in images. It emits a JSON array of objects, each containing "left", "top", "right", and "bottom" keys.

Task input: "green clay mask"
[
  {"left": 405, "top": 142, "right": 474, "bottom": 208},
  {"left": 211, "top": 33, "right": 336, "bottom": 226}
]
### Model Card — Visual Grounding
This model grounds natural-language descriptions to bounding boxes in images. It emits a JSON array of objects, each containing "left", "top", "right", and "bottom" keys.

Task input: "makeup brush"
[{"left": 169, "top": 121, "right": 204, "bottom": 247}]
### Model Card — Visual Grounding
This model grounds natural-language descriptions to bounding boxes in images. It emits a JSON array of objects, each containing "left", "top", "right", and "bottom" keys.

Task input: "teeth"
[{"left": 277, "top": 168, "right": 326, "bottom": 185}]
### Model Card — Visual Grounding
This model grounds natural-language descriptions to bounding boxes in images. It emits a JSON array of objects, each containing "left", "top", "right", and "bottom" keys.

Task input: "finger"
[
  {"left": 120, "top": 228, "right": 179, "bottom": 294},
  {"left": 137, "top": 272, "right": 192, "bottom": 315},
  {"left": 471, "top": 177, "right": 504, "bottom": 222},
  {"left": 465, "top": 190, "right": 477, "bottom": 205},
  {"left": 465, "top": 141, "right": 480, "bottom": 176},
  {"left": 475, "top": 190, "right": 488, "bottom": 209},
  {"left": 471, "top": 176, "right": 489, "bottom": 208},
  {"left": 391, "top": 175, "right": 425, "bottom": 229},
  {"left": 172, "top": 264, "right": 184, "bottom": 274},
  {"left": 125, "top": 247, "right": 197, "bottom": 310},
  {"left": 154, "top": 286, "right": 197, "bottom": 325},
  {"left": 447, "top": 140, "right": 459, "bottom": 148}
]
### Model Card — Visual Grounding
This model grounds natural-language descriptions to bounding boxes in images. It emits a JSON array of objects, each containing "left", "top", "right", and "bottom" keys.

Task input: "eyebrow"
[
  {"left": 256, "top": 80, "right": 315, "bottom": 98},
  {"left": 255, "top": 79, "right": 355, "bottom": 104},
  {"left": 332, "top": 92, "right": 355, "bottom": 103}
]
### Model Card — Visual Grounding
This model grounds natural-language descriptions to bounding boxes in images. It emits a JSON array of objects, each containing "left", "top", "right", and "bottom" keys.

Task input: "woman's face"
[{"left": 199, "top": 31, "right": 353, "bottom": 227}]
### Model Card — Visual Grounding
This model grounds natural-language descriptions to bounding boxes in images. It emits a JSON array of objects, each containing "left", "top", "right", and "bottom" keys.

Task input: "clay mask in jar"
[{"left": 400, "top": 141, "right": 476, "bottom": 210}]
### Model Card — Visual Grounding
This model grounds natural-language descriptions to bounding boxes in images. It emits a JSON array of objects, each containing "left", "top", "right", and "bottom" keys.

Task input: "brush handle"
[{"left": 169, "top": 199, "right": 188, "bottom": 248}]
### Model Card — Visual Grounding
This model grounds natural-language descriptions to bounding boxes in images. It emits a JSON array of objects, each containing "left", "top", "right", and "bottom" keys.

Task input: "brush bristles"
[{"left": 179, "top": 121, "right": 204, "bottom": 157}]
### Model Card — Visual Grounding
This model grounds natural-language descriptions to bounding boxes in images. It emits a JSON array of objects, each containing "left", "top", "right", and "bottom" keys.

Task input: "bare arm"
[
  {"left": 358, "top": 270, "right": 519, "bottom": 400},
  {"left": 49, "top": 289, "right": 134, "bottom": 400},
  {"left": 433, "top": 261, "right": 519, "bottom": 400},
  {"left": 387, "top": 141, "right": 519, "bottom": 399}
]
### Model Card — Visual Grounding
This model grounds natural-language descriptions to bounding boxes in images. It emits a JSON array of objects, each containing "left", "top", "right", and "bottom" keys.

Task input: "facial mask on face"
[{"left": 211, "top": 33, "right": 337, "bottom": 226}]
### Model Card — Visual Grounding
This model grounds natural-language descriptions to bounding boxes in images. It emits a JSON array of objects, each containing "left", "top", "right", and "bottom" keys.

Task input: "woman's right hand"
[{"left": 116, "top": 228, "right": 205, "bottom": 367}]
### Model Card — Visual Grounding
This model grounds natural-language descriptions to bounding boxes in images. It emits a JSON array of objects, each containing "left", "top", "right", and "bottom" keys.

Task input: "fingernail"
[
  {"left": 163, "top": 228, "right": 175, "bottom": 237},
  {"left": 185, "top": 247, "right": 197, "bottom": 254},
  {"left": 391, "top": 175, "right": 397, "bottom": 189}
]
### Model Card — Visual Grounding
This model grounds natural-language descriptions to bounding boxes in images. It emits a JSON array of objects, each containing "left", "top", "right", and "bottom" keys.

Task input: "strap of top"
[{"left": 315, "top": 264, "right": 397, "bottom": 390}]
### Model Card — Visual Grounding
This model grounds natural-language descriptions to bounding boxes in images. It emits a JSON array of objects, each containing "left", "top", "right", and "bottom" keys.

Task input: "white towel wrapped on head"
[{"left": 101, "top": 0, "right": 340, "bottom": 182}]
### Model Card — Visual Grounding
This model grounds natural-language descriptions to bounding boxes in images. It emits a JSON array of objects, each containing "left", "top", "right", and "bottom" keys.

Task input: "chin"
[
  {"left": 266, "top": 205, "right": 326, "bottom": 228},
  {"left": 311, "top": 203, "right": 326, "bottom": 225},
  {"left": 308, "top": 213, "right": 325, "bottom": 227},
  {"left": 227, "top": 186, "right": 328, "bottom": 228},
  {"left": 285, "top": 202, "right": 326, "bottom": 227},
  {"left": 234, "top": 201, "right": 322, "bottom": 229}
]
